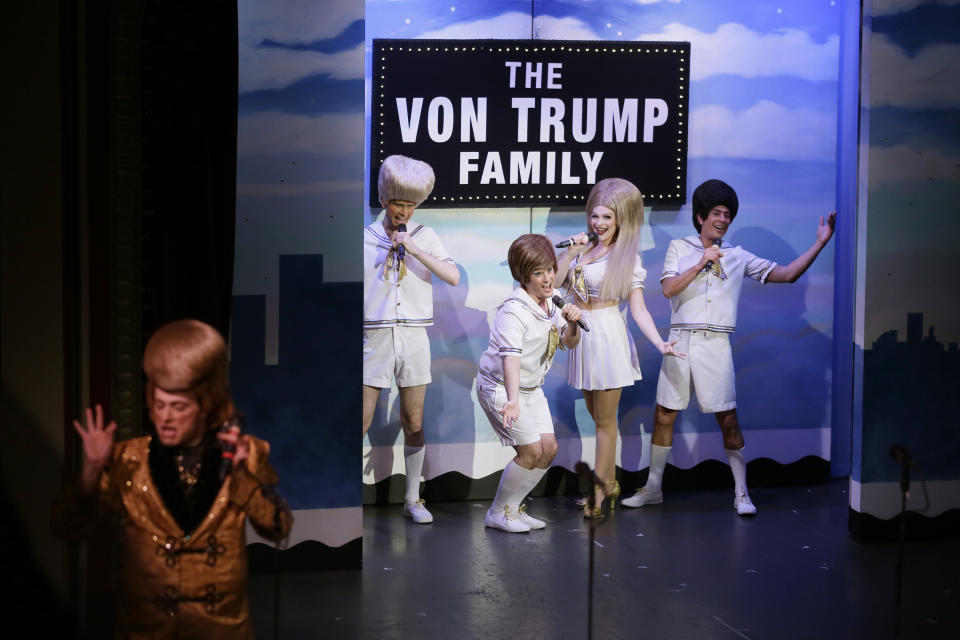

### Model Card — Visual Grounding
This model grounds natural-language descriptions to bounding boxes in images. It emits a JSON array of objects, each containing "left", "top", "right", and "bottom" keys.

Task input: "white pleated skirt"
[{"left": 566, "top": 305, "right": 642, "bottom": 390}]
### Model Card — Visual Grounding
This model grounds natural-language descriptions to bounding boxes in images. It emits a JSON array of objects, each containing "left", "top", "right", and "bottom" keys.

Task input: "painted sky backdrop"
[
  {"left": 863, "top": 0, "right": 960, "bottom": 347},
  {"left": 858, "top": 0, "right": 960, "bottom": 487},
  {"left": 235, "top": 0, "right": 365, "bottom": 363},
  {"left": 233, "top": 0, "right": 365, "bottom": 517}
]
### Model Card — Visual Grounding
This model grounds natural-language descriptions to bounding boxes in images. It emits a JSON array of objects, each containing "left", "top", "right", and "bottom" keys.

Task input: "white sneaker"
[
  {"left": 621, "top": 487, "right": 663, "bottom": 508},
  {"left": 734, "top": 492, "right": 757, "bottom": 516},
  {"left": 516, "top": 503, "right": 546, "bottom": 530},
  {"left": 403, "top": 499, "right": 434, "bottom": 524},
  {"left": 484, "top": 505, "right": 530, "bottom": 533}
]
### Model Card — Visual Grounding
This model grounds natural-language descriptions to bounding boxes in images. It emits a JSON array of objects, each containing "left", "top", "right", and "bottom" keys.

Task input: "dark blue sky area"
[
  {"left": 872, "top": 3, "right": 960, "bottom": 55},
  {"left": 869, "top": 107, "right": 960, "bottom": 153},
  {"left": 260, "top": 18, "right": 364, "bottom": 54}
]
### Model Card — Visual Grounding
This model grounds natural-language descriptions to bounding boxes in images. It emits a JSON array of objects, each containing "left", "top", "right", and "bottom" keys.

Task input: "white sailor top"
[
  {"left": 477, "top": 288, "right": 570, "bottom": 392},
  {"left": 567, "top": 252, "right": 646, "bottom": 302},
  {"left": 363, "top": 222, "right": 454, "bottom": 329},
  {"left": 660, "top": 235, "right": 777, "bottom": 333}
]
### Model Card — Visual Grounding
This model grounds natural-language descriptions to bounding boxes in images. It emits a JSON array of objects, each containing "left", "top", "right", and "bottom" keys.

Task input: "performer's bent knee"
[
  {"left": 539, "top": 441, "right": 559, "bottom": 466},
  {"left": 515, "top": 445, "right": 542, "bottom": 470}
]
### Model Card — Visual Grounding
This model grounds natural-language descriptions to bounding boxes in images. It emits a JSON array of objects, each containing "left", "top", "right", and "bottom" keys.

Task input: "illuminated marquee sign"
[{"left": 371, "top": 39, "right": 690, "bottom": 208}]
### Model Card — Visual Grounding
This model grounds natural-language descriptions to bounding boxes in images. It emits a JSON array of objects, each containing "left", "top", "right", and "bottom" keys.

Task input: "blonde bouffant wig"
[
  {"left": 143, "top": 319, "right": 235, "bottom": 431},
  {"left": 584, "top": 178, "right": 644, "bottom": 301},
  {"left": 377, "top": 155, "right": 435, "bottom": 206}
]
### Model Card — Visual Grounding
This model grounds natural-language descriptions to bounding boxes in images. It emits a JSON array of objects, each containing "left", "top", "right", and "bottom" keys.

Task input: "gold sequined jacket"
[{"left": 54, "top": 435, "right": 292, "bottom": 639}]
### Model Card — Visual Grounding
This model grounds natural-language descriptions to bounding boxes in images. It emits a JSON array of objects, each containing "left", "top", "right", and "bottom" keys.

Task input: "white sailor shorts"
[
  {"left": 362, "top": 326, "right": 432, "bottom": 388},
  {"left": 476, "top": 378, "right": 554, "bottom": 447},
  {"left": 655, "top": 328, "right": 736, "bottom": 413}
]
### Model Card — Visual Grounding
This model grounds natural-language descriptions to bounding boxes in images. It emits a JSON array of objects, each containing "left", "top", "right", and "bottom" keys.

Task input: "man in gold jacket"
[{"left": 55, "top": 319, "right": 292, "bottom": 639}]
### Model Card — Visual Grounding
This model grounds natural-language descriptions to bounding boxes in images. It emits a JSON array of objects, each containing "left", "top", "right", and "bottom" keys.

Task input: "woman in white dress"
[{"left": 556, "top": 178, "right": 683, "bottom": 517}]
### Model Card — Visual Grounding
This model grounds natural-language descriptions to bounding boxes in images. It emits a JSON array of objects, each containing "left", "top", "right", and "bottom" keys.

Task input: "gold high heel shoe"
[
  {"left": 607, "top": 481, "right": 621, "bottom": 511},
  {"left": 583, "top": 481, "right": 620, "bottom": 518}
]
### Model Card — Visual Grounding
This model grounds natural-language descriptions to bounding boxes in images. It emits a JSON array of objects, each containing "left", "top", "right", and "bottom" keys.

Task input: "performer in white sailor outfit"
[
  {"left": 362, "top": 155, "right": 460, "bottom": 524},
  {"left": 556, "top": 178, "right": 682, "bottom": 518},
  {"left": 622, "top": 178, "right": 835, "bottom": 515},
  {"left": 477, "top": 234, "right": 583, "bottom": 533}
]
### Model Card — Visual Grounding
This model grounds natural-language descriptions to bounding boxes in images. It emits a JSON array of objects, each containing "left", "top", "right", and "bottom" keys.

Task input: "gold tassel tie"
[
  {"left": 382, "top": 247, "right": 407, "bottom": 281},
  {"left": 709, "top": 258, "right": 726, "bottom": 280},
  {"left": 543, "top": 326, "right": 560, "bottom": 363},
  {"left": 571, "top": 265, "right": 588, "bottom": 302}
]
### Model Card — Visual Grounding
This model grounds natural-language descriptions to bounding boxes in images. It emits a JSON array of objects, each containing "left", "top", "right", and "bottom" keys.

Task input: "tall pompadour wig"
[
  {"left": 508, "top": 234, "right": 558, "bottom": 285},
  {"left": 377, "top": 155, "right": 436, "bottom": 206},
  {"left": 143, "top": 319, "right": 235, "bottom": 431},
  {"left": 691, "top": 179, "right": 738, "bottom": 232},
  {"left": 581, "top": 178, "right": 644, "bottom": 301}
]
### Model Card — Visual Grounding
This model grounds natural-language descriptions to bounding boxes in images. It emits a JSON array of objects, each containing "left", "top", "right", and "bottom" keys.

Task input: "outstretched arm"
[
  {"left": 767, "top": 212, "right": 836, "bottom": 284},
  {"left": 628, "top": 288, "right": 684, "bottom": 358}
]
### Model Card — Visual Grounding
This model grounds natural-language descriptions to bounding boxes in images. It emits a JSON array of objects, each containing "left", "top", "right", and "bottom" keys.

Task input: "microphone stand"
[
  {"left": 894, "top": 453, "right": 910, "bottom": 640},
  {"left": 578, "top": 464, "right": 610, "bottom": 640}
]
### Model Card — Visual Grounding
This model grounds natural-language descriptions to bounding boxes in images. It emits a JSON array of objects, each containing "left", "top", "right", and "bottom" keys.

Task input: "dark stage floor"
[{"left": 249, "top": 479, "right": 959, "bottom": 639}]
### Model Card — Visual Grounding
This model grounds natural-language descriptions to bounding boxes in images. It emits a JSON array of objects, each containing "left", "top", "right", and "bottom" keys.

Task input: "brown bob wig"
[{"left": 507, "top": 234, "right": 558, "bottom": 285}]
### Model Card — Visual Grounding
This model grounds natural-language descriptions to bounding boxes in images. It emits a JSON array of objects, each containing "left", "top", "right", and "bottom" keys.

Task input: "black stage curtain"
[
  {"left": 64, "top": 2, "right": 239, "bottom": 635},
  {"left": 139, "top": 0, "right": 238, "bottom": 338}
]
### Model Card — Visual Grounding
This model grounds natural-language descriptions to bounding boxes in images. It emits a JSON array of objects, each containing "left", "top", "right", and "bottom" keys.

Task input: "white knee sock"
[
  {"left": 491, "top": 461, "right": 546, "bottom": 511},
  {"left": 404, "top": 445, "right": 425, "bottom": 504},
  {"left": 646, "top": 444, "right": 671, "bottom": 492},
  {"left": 725, "top": 447, "right": 748, "bottom": 496}
]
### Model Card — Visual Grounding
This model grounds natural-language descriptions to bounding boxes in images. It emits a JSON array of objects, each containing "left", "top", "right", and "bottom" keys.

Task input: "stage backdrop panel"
[
  {"left": 850, "top": 0, "right": 960, "bottom": 534},
  {"left": 232, "top": 0, "right": 364, "bottom": 557},
  {"left": 364, "top": 0, "right": 839, "bottom": 496}
]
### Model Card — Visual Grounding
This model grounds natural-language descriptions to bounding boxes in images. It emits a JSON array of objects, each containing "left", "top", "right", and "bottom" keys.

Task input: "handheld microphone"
[
  {"left": 219, "top": 414, "right": 244, "bottom": 483},
  {"left": 555, "top": 232, "right": 598, "bottom": 249},
  {"left": 396, "top": 223, "right": 407, "bottom": 260},
  {"left": 552, "top": 295, "right": 590, "bottom": 332},
  {"left": 704, "top": 239, "right": 722, "bottom": 271}
]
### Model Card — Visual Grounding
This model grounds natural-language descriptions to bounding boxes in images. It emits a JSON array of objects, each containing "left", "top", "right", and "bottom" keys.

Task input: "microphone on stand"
[
  {"left": 704, "top": 239, "right": 722, "bottom": 271},
  {"left": 396, "top": 223, "right": 407, "bottom": 261},
  {"left": 219, "top": 414, "right": 244, "bottom": 483},
  {"left": 555, "top": 232, "right": 598, "bottom": 249},
  {"left": 890, "top": 444, "right": 913, "bottom": 493},
  {"left": 552, "top": 295, "right": 590, "bottom": 332}
]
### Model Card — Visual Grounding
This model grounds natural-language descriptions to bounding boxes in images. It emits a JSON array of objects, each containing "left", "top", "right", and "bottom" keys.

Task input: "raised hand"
[
  {"left": 73, "top": 404, "right": 117, "bottom": 492},
  {"left": 817, "top": 211, "right": 836, "bottom": 245},
  {"left": 567, "top": 232, "right": 592, "bottom": 253}
]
